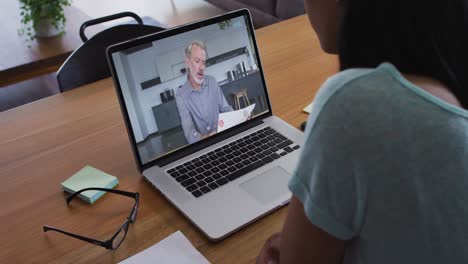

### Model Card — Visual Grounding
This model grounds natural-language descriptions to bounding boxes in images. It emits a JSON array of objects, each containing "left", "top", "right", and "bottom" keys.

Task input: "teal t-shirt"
[{"left": 289, "top": 63, "right": 468, "bottom": 263}]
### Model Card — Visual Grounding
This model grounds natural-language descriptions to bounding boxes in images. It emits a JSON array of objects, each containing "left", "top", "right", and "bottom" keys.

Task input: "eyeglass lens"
[
  {"left": 112, "top": 224, "right": 129, "bottom": 249},
  {"left": 131, "top": 201, "right": 139, "bottom": 222}
]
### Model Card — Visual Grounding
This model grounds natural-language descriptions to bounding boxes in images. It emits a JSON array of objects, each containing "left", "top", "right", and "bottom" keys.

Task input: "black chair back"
[{"left": 57, "top": 12, "right": 164, "bottom": 92}]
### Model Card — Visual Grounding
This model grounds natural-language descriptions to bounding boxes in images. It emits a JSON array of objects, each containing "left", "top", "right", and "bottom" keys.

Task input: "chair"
[
  {"left": 56, "top": 12, "right": 165, "bottom": 92},
  {"left": 232, "top": 88, "right": 250, "bottom": 110}
]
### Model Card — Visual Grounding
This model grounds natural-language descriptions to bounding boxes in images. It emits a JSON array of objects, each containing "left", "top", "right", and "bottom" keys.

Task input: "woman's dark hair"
[{"left": 338, "top": 0, "right": 468, "bottom": 107}]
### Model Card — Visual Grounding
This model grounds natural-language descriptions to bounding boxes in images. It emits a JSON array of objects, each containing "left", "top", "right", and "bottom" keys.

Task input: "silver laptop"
[{"left": 107, "top": 9, "right": 304, "bottom": 241}]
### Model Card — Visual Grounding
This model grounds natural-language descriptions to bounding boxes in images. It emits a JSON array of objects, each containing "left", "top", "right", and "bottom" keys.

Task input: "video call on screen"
[{"left": 112, "top": 16, "right": 269, "bottom": 164}]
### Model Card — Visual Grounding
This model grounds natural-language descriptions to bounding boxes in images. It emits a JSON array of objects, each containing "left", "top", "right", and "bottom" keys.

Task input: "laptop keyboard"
[{"left": 166, "top": 126, "right": 300, "bottom": 198}]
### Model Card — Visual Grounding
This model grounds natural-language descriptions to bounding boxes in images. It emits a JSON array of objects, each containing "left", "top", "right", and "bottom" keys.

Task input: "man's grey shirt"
[{"left": 175, "top": 75, "right": 233, "bottom": 144}]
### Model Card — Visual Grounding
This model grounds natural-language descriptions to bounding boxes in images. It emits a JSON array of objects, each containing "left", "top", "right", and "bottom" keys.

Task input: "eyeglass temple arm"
[
  {"left": 43, "top": 225, "right": 110, "bottom": 249},
  {"left": 66, "top": 188, "right": 139, "bottom": 204}
]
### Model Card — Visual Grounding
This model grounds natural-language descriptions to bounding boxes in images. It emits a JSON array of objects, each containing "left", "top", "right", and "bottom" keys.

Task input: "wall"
[
  {"left": 112, "top": 53, "right": 145, "bottom": 141},
  {"left": 115, "top": 17, "right": 259, "bottom": 143}
]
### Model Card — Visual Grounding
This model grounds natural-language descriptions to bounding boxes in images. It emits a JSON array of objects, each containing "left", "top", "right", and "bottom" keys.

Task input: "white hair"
[{"left": 184, "top": 40, "right": 207, "bottom": 58}]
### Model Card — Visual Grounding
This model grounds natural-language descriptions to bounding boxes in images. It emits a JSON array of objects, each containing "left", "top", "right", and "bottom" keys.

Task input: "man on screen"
[{"left": 175, "top": 41, "right": 234, "bottom": 144}]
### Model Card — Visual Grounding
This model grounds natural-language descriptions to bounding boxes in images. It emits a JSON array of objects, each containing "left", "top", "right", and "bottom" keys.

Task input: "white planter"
[{"left": 34, "top": 19, "right": 63, "bottom": 38}]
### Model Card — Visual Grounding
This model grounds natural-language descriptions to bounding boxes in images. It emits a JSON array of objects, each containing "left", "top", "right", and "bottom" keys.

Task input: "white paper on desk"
[
  {"left": 218, "top": 104, "right": 256, "bottom": 133},
  {"left": 119, "top": 231, "right": 210, "bottom": 264},
  {"left": 302, "top": 102, "right": 313, "bottom": 114}
]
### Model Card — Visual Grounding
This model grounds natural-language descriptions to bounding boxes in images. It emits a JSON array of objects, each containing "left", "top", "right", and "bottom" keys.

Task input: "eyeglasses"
[{"left": 43, "top": 188, "right": 140, "bottom": 250}]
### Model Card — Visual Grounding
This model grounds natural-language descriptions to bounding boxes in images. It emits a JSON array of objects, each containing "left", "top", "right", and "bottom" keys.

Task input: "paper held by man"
[{"left": 218, "top": 104, "right": 256, "bottom": 133}]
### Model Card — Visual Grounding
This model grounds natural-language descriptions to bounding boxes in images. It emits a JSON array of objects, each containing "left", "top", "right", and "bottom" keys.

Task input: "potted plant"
[
  {"left": 18, "top": 0, "right": 72, "bottom": 40},
  {"left": 218, "top": 19, "right": 232, "bottom": 30}
]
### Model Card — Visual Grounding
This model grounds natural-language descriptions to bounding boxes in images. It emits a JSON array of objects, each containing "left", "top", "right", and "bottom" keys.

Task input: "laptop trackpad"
[{"left": 240, "top": 166, "right": 291, "bottom": 205}]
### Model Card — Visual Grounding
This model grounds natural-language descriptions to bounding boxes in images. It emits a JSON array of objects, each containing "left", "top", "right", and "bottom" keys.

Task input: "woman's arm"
[{"left": 258, "top": 196, "right": 346, "bottom": 264}]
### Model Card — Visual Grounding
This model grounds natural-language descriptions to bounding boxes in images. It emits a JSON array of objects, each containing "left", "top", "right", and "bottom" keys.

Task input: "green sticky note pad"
[{"left": 61, "top": 166, "right": 119, "bottom": 204}]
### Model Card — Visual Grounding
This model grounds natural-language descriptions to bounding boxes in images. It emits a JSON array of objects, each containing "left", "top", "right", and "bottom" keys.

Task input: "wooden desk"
[
  {"left": 0, "top": 0, "right": 99, "bottom": 86},
  {"left": 0, "top": 15, "right": 337, "bottom": 263}
]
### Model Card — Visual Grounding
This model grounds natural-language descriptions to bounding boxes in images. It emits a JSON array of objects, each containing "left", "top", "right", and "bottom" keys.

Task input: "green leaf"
[{"left": 17, "top": 0, "right": 72, "bottom": 41}]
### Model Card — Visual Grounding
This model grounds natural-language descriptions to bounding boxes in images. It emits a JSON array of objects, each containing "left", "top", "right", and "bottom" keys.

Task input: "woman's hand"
[{"left": 256, "top": 232, "right": 282, "bottom": 264}]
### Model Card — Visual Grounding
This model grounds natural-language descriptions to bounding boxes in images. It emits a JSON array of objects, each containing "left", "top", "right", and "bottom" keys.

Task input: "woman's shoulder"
[
  {"left": 308, "top": 64, "right": 392, "bottom": 123},
  {"left": 314, "top": 62, "right": 468, "bottom": 120},
  {"left": 306, "top": 63, "right": 425, "bottom": 139},
  {"left": 313, "top": 63, "right": 397, "bottom": 109}
]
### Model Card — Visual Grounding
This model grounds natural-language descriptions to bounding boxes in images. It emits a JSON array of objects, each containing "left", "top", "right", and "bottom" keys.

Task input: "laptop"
[{"left": 107, "top": 9, "right": 304, "bottom": 241}]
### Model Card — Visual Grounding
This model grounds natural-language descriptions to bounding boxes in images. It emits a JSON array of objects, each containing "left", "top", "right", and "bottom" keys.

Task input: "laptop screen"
[{"left": 109, "top": 12, "right": 270, "bottom": 166}]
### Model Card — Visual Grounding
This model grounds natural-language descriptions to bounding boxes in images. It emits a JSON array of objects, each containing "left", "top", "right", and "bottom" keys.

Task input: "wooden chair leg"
[{"left": 234, "top": 95, "right": 240, "bottom": 110}]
